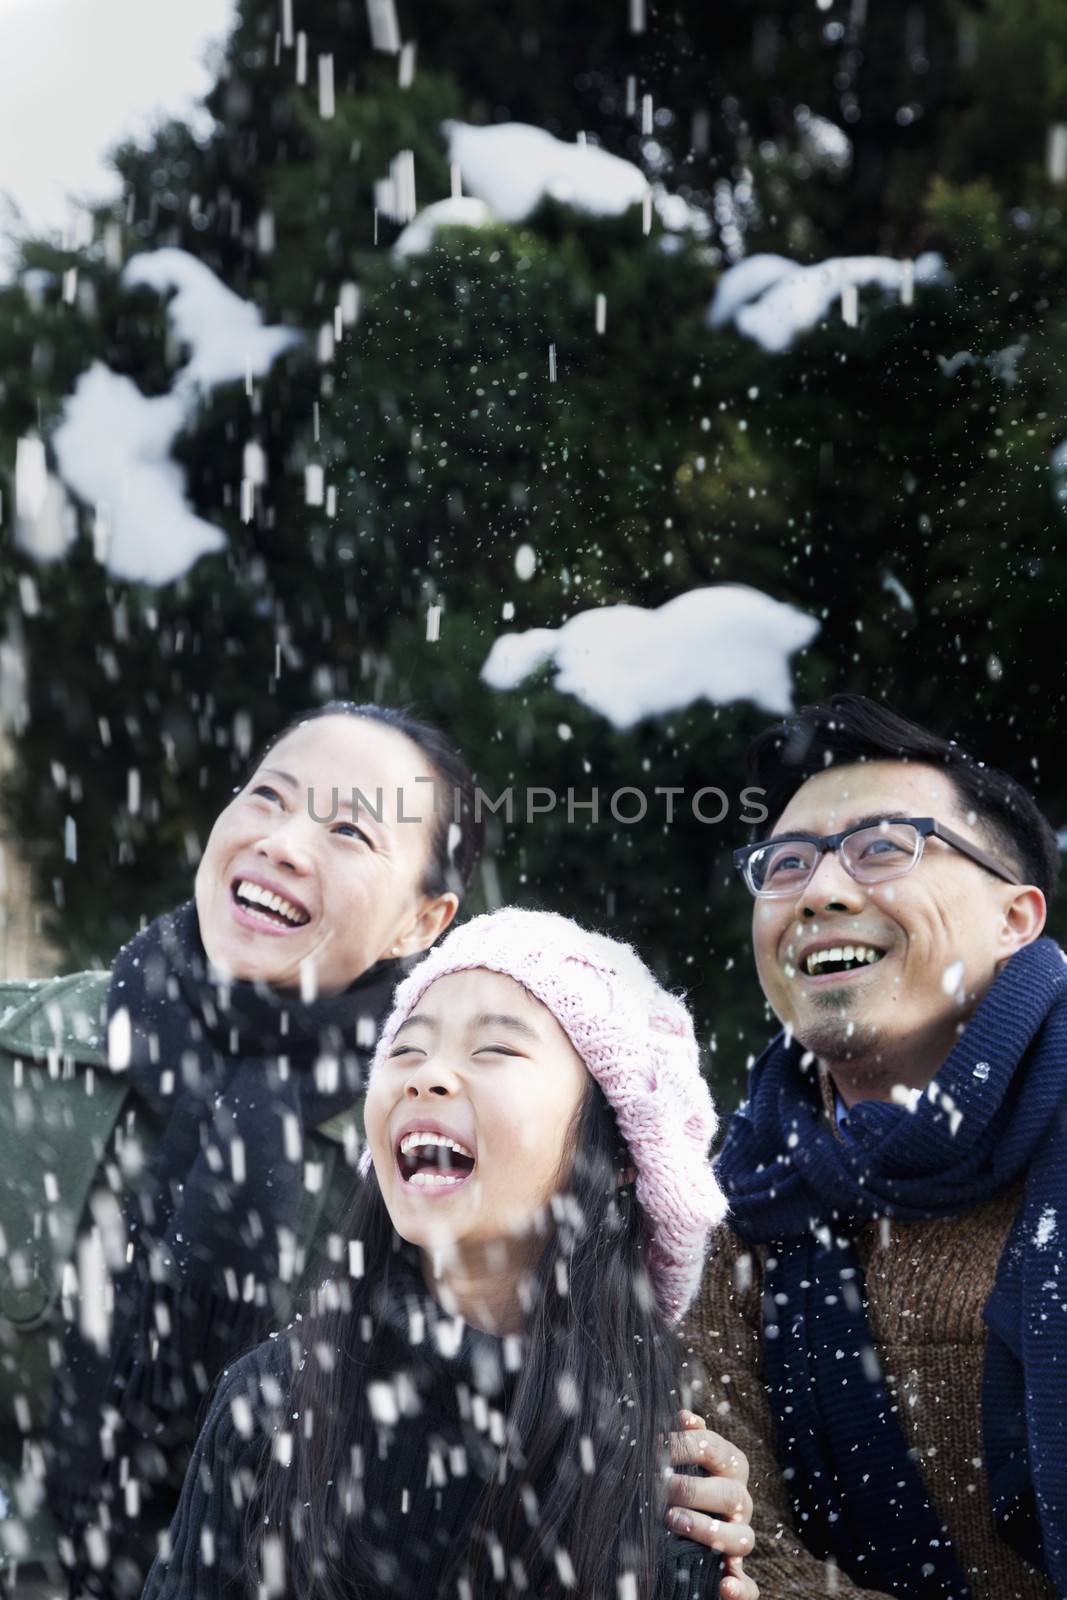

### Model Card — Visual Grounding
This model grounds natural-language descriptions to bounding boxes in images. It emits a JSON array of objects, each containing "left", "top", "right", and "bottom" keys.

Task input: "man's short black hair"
[{"left": 746, "top": 692, "right": 1061, "bottom": 900}]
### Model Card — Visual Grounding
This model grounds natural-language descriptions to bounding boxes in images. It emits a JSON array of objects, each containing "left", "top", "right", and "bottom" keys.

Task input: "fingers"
[
  {"left": 665, "top": 1505, "right": 755, "bottom": 1559},
  {"left": 720, "top": 1559, "right": 760, "bottom": 1600},
  {"left": 668, "top": 1427, "right": 751, "bottom": 1489},
  {"left": 667, "top": 1466, "right": 753, "bottom": 1525},
  {"left": 677, "top": 1407, "right": 706, "bottom": 1429}
]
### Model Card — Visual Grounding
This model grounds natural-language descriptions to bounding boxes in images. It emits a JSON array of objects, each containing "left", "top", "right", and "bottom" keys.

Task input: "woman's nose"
[{"left": 255, "top": 816, "right": 315, "bottom": 874}]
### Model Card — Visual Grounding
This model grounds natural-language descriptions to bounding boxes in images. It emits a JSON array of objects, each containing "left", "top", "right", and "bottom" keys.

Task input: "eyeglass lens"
[{"left": 750, "top": 822, "right": 922, "bottom": 894}]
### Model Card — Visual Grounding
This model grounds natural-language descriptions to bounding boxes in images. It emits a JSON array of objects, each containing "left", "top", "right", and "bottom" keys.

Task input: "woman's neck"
[{"left": 419, "top": 1242, "right": 538, "bottom": 1336}]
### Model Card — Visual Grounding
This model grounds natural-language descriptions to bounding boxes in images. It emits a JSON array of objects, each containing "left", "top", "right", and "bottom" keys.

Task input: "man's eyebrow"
[{"left": 768, "top": 811, "right": 911, "bottom": 840}]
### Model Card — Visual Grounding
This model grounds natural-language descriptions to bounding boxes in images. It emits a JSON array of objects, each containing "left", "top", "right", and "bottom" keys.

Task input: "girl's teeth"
[{"left": 408, "top": 1171, "right": 467, "bottom": 1187}]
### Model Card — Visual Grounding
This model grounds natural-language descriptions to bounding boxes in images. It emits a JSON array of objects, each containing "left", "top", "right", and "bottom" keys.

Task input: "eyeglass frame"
[{"left": 733, "top": 815, "right": 1022, "bottom": 899}]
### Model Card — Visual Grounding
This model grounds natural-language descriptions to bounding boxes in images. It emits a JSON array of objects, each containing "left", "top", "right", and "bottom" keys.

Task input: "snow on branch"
[
  {"left": 481, "top": 585, "right": 819, "bottom": 727},
  {"left": 394, "top": 120, "right": 707, "bottom": 256},
  {"left": 38, "top": 250, "right": 300, "bottom": 585},
  {"left": 710, "top": 251, "right": 949, "bottom": 353}
]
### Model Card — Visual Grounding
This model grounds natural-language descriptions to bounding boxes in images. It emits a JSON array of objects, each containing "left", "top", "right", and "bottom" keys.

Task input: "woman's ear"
[{"left": 393, "top": 893, "right": 459, "bottom": 958}]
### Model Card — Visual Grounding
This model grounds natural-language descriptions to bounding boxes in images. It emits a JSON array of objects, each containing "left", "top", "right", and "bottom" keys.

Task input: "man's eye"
[
  {"left": 767, "top": 852, "right": 805, "bottom": 875},
  {"left": 860, "top": 837, "right": 906, "bottom": 858}
]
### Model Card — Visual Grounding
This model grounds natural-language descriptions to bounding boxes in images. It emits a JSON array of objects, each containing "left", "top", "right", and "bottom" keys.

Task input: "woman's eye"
[
  {"left": 475, "top": 1044, "right": 522, "bottom": 1058},
  {"left": 333, "top": 822, "right": 374, "bottom": 847},
  {"left": 388, "top": 1046, "right": 422, "bottom": 1060},
  {"left": 251, "top": 784, "right": 282, "bottom": 804}
]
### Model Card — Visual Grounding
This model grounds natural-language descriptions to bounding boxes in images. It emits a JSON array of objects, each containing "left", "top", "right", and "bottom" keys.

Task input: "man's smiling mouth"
[{"left": 799, "top": 943, "right": 887, "bottom": 978}]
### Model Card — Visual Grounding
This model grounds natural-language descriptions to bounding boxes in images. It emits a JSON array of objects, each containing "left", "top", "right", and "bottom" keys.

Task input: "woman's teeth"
[{"left": 233, "top": 879, "right": 309, "bottom": 926}]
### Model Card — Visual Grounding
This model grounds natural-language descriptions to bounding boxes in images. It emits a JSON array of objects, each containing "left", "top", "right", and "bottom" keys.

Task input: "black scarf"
[
  {"left": 47, "top": 900, "right": 405, "bottom": 1595},
  {"left": 717, "top": 938, "right": 1067, "bottom": 1597}
]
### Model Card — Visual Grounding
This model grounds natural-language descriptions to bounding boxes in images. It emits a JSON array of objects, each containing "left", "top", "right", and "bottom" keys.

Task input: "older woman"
[{"left": 21, "top": 702, "right": 480, "bottom": 1598}]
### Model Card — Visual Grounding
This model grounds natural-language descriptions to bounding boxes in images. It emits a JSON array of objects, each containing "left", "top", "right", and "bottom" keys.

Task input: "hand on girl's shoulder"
[{"left": 659, "top": 1531, "right": 725, "bottom": 1599}]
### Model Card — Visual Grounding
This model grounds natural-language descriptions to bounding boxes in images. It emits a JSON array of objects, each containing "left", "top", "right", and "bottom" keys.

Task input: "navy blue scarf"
[
  {"left": 717, "top": 937, "right": 1067, "bottom": 1597},
  {"left": 48, "top": 901, "right": 406, "bottom": 1597}
]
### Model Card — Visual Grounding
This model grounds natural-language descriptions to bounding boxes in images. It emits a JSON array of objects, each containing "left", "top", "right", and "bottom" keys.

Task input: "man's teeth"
[
  {"left": 234, "top": 880, "right": 308, "bottom": 925},
  {"left": 803, "top": 944, "right": 884, "bottom": 975},
  {"left": 399, "top": 1131, "right": 475, "bottom": 1161}
]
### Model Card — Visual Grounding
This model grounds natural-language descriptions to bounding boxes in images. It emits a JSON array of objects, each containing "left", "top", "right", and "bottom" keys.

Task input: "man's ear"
[
  {"left": 394, "top": 892, "right": 459, "bottom": 958},
  {"left": 1003, "top": 884, "right": 1046, "bottom": 953}
]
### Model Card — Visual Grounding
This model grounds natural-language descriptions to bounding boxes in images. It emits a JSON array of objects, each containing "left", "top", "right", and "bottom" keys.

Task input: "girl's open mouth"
[{"left": 396, "top": 1130, "right": 476, "bottom": 1193}]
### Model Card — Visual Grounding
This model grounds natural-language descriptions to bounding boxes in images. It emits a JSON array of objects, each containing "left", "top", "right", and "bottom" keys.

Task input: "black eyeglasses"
[{"left": 733, "top": 815, "right": 1021, "bottom": 899}]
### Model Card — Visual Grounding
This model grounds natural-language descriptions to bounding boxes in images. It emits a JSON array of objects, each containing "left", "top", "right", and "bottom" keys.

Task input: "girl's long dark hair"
[{"left": 248, "top": 1084, "right": 688, "bottom": 1598}]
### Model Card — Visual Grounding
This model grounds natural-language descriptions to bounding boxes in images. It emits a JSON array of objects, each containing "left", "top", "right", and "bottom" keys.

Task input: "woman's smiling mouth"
[{"left": 230, "top": 876, "right": 312, "bottom": 934}]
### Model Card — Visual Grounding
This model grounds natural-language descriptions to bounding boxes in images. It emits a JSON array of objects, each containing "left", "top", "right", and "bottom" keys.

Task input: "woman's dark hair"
[
  {"left": 747, "top": 692, "right": 1060, "bottom": 899},
  {"left": 249, "top": 701, "right": 484, "bottom": 902},
  {"left": 247, "top": 1083, "right": 685, "bottom": 1598}
]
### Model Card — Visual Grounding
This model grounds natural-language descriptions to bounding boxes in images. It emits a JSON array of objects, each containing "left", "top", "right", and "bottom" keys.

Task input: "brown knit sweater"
[{"left": 681, "top": 1132, "right": 1054, "bottom": 1598}]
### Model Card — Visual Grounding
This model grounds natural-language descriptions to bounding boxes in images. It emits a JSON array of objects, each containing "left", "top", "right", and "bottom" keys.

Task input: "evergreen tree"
[{"left": 3, "top": 0, "right": 1067, "bottom": 1102}]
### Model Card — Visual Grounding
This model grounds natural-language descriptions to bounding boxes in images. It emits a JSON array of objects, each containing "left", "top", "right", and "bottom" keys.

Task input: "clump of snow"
[
  {"left": 53, "top": 364, "right": 226, "bottom": 584},
  {"left": 446, "top": 121, "right": 649, "bottom": 224},
  {"left": 1035, "top": 1205, "right": 1058, "bottom": 1249},
  {"left": 481, "top": 584, "right": 818, "bottom": 727},
  {"left": 710, "top": 252, "right": 949, "bottom": 353},
  {"left": 123, "top": 249, "right": 300, "bottom": 390},
  {"left": 44, "top": 249, "right": 299, "bottom": 585},
  {"left": 393, "top": 196, "right": 493, "bottom": 257},
  {"left": 391, "top": 121, "right": 708, "bottom": 260}
]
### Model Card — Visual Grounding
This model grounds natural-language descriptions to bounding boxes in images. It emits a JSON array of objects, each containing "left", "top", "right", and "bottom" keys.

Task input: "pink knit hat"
[{"left": 362, "top": 907, "right": 727, "bottom": 1324}]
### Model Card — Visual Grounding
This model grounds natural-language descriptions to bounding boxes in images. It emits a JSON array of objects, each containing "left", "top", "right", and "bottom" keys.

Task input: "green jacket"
[{"left": 0, "top": 971, "right": 362, "bottom": 1570}]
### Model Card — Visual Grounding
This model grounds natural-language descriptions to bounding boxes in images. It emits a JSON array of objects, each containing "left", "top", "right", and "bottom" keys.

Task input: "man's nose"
[{"left": 796, "top": 848, "right": 867, "bottom": 918}]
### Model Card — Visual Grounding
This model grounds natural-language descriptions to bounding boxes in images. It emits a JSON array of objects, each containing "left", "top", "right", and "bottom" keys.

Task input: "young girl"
[{"left": 142, "top": 908, "right": 733, "bottom": 1599}]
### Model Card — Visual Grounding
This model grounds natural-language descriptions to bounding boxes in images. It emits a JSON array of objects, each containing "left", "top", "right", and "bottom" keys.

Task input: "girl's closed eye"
[{"left": 474, "top": 1044, "right": 524, "bottom": 1058}]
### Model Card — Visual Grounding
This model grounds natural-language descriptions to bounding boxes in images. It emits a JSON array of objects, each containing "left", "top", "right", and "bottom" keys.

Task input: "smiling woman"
[
  {"left": 0, "top": 703, "right": 486, "bottom": 1597},
  {"left": 195, "top": 705, "right": 478, "bottom": 997}
]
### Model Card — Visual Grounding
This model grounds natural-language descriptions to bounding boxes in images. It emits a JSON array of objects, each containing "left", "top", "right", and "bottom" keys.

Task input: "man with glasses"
[{"left": 678, "top": 693, "right": 1064, "bottom": 1599}]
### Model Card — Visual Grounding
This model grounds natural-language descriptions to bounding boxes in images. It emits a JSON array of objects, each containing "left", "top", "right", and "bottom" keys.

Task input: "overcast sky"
[{"left": 0, "top": 0, "right": 234, "bottom": 253}]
